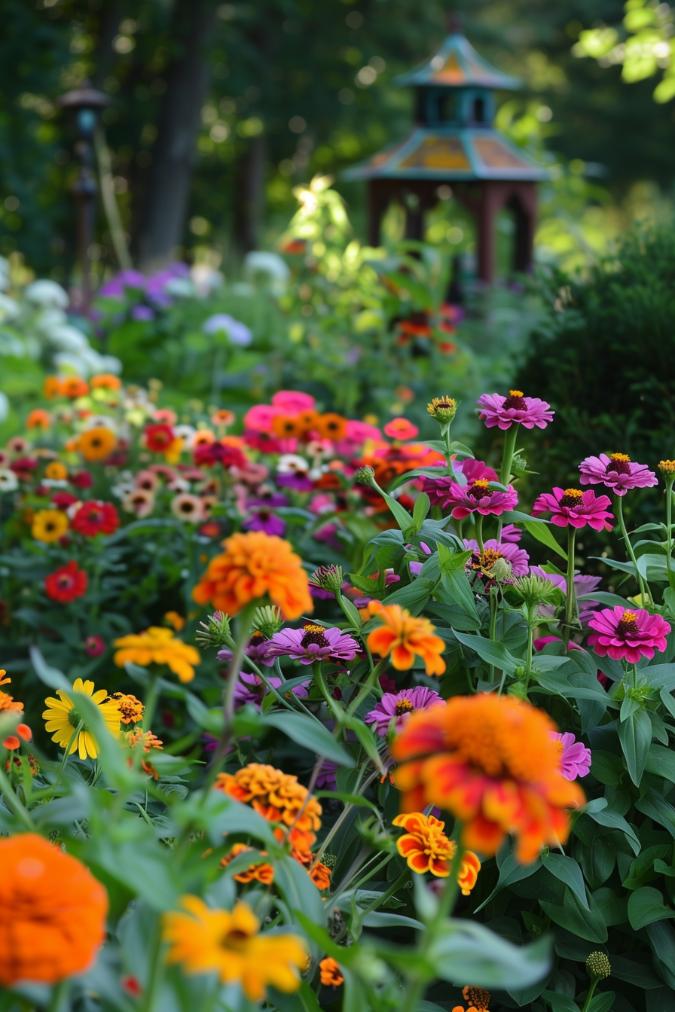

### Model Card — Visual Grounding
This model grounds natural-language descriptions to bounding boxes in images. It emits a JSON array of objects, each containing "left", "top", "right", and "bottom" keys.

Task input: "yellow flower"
[
  {"left": 45, "top": 461, "right": 68, "bottom": 481},
  {"left": 163, "top": 897, "right": 307, "bottom": 1001},
  {"left": 42, "top": 678, "right": 121, "bottom": 760},
  {"left": 163, "top": 611, "right": 185, "bottom": 631},
  {"left": 32, "top": 509, "right": 69, "bottom": 543},
  {"left": 113, "top": 626, "right": 200, "bottom": 683}
]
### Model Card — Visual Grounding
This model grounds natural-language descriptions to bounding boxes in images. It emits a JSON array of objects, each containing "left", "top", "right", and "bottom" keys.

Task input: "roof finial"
[{"left": 446, "top": 9, "right": 463, "bottom": 35}]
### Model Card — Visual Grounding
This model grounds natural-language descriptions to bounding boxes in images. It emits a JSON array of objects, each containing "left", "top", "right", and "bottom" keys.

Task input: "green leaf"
[
  {"left": 542, "top": 852, "right": 590, "bottom": 910},
  {"left": 30, "top": 647, "right": 71, "bottom": 692},
  {"left": 523, "top": 518, "right": 567, "bottom": 561},
  {"left": 627, "top": 887, "right": 675, "bottom": 931},
  {"left": 453, "top": 630, "right": 518, "bottom": 673},
  {"left": 541, "top": 992, "right": 580, "bottom": 1012},
  {"left": 261, "top": 712, "right": 355, "bottom": 767},
  {"left": 582, "top": 805, "right": 641, "bottom": 855},
  {"left": 539, "top": 892, "right": 608, "bottom": 943},
  {"left": 412, "top": 492, "right": 430, "bottom": 529},
  {"left": 274, "top": 853, "right": 325, "bottom": 928},
  {"left": 645, "top": 744, "right": 675, "bottom": 783},
  {"left": 618, "top": 709, "right": 652, "bottom": 786},
  {"left": 429, "top": 920, "right": 551, "bottom": 989},
  {"left": 473, "top": 849, "right": 540, "bottom": 912},
  {"left": 589, "top": 995, "right": 615, "bottom": 1012}
]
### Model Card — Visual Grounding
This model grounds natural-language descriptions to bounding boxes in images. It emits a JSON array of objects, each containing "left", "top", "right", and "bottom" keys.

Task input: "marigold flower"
[
  {"left": 587, "top": 606, "right": 671, "bottom": 662},
  {"left": 91, "top": 373, "right": 122, "bottom": 391},
  {"left": 392, "top": 694, "right": 585, "bottom": 863},
  {"left": 315, "top": 413, "right": 347, "bottom": 441},
  {"left": 393, "top": 812, "right": 481, "bottom": 891},
  {"left": 163, "top": 896, "right": 307, "bottom": 1001},
  {"left": 32, "top": 508, "right": 69, "bottom": 543},
  {"left": 113, "top": 626, "right": 200, "bottom": 683},
  {"left": 531, "top": 487, "right": 614, "bottom": 531},
  {"left": 113, "top": 692, "right": 144, "bottom": 724},
  {"left": 0, "top": 670, "right": 24, "bottom": 714},
  {"left": 77, "top": 426, "right": 117, "bottom": 462},
  {"left": 477, "top": 390, "right": 554, "bottom": 430},
  {"left": 61, "top": 377, "right": 89, "bottom": 399},
  {"left": 579, "top": 453, "right": 658, "bottom": 496},
  {"left": 215, "top": 763, "right": 322, "bottom": 859},
  {"left": 220, "top": 843, "right": 275, "bottom": 886},
  {"left": 308, "top": 860, "right": 332, "bottom": 891},
  {"left": 43, "top": 678, "right": 121, "bottom": 760},
  {"left": 3, "top": 722, "right": 32, "bottom": 751},
  {"left": 0, "top": 833, "right": 107, "bottom": 985},
  {"left": 193, "top": 531, "right": 313, "bottom": 620},
  {"left": 365, "top": 601, "right": 445, "bottom": 675},
  {"left": 44, "top": 560, "right": 88, "bottom": 603},
  {"left": 163, "top": 610, "right": 185, "bottom": 631},
  {"left": 319, "top": 956, "right": 344, "bottom": 987},
  {"left": 453, "top": 985, "right": 492, "bottom": 1011}
]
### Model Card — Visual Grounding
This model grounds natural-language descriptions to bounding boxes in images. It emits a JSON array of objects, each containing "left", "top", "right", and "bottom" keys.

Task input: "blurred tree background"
[{"left": 2, "top": 0, "right": 674, "bottom": 278}]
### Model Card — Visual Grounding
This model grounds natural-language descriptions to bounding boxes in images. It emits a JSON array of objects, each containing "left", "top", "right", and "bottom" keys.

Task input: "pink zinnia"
[
  {"left": 578, "top": 452, "right": 658, "bottom": 496},
  {"left": 365, "top": 686, "right": 442, "bottom": 736},
  {"left": 587, "top": 606, "right": 670, "bottom": 663},
  {"left": 552, "top": 732, "right": 592, "bottom": 781},
  {"left": 266, "top": 623, "right": 360, "bottom": 664},
  {"left": 464, "top": 538, "right": 529, "bottom": 580},
  {"left": 421, "top": 459, "right": 498, "bottom": 508},
  {"left": 531, "top": 487, "right": 614, "bottom": 531},
  {"left": 477, "top": 389, "right": 554, "bottom": 430},
  {"left": 429, "top": 477, "right": 518, "bottom": 520}
]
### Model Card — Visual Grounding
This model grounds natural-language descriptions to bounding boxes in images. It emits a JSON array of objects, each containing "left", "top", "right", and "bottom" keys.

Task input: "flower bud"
[
  {"left": 310, "top": 564, "right": 344, "bottom": 595},
  {"left": 252, "top": 605, "right": 283, "bottom": 638},
  {"left": 511, "top": 574, "right": 560, "bottom": 607},
  {"left": 426, "top": 396, "right": 457, "bottom": 424},
  {"left": 658, "top": 459, "right": 675, "bottom": 478},
  {"left": 354, "top": 465, "right": 376, "bottom": 487},
  {"left": 586, "top": 951, "right": 611, "bottom": 980},
  {"left": 490, "top": 557, "right": 513, "bottom": 583},
  {"left": 195, "top": 611, "right": 232, "bottom": 649}
]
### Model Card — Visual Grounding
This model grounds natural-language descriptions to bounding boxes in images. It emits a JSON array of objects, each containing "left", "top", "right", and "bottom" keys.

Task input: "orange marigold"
[
  {"left": 215, "top": 763, "right": 322, "bottom": 858},
  {"left": 392, "top": 694, "right": 585, "bottom": 864},
  {"left": 193, "top": 531, "right": 313, "bottom": 620},
  {"left": 307, "top": 860, "right": 332, "bottom": 891},
  {"left": 319, "top": 956, "right": 344, "bottom": 987},
  {"left": 91, "top": 373, "right": 122, "bottom": 390},
  {"left": 392, "top": 812, "right": 481, "bottom": 892},
  {"left": 26, "top": 408, "right": 52, "bottom": 430},
  {"left": 77, "top": 426, "right": 118, "bottom": 462},
  {"left": 220, "top": 842, "right": 275, "bottom": 886},
  {"left": 365, "top": 600, "right": 446, "bottom": 675},
  {"left": 0, "top": 833, "right": 107, "bottom": 984}
]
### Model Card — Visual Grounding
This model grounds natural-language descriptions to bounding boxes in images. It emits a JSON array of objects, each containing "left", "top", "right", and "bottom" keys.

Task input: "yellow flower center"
[
  {"left": 395, "top": 699, "right": 415, "bottom": 715},
  {"left": 560, "top": 488, "right": 583, "bottom": 507},
  {"left": 508, "top": 389, "right": 524, "bottom": 398}
]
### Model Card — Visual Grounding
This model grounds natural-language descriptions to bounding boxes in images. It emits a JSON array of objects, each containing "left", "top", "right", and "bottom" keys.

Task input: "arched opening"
[{"left": 472, "top": 96, "right": 486, "bottom": 124}]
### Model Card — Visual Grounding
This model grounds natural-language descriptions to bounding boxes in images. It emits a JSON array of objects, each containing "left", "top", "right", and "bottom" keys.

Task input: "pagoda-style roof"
[
  {"left": 344, "top": 126, "right": 547, "bottom": 182},
  {"left": 395, "top": 31, "right": 520, "bottom": 91}
]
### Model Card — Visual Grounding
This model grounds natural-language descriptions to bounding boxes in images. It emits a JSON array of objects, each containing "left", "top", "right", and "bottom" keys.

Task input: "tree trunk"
[
  {"left": 134, "top": 0, "right": 217, "bottom": 269},
  {"left": 232, "top": 133, "right": 267, "bottom": 253}
]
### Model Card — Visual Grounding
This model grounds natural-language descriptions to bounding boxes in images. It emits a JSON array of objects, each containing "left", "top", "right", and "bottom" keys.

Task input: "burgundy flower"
[
  {"left": 365, "top": 686, "right": 443, "bottom": 736},
  {"left": 84, "top": 634, "right": 106, "bottom": 657},
  {"left": 579, "top": 452, "right": 658, "bottom": 496},
  {"left": 587, "top": 606, "right": 670, "bottom": 663},
  {"left": 432, "top": 477, "right": 518, "bottom": 520},
  {"left": 266, "top": 624, "right": 360, "bottom": 665},
  {"left": 193, "top": 442, "right": 247, "bottom": 470},
  {"left": 477, "top": 389, "right": 554, "bottom": 430},
  {"left": 552, "top": 732, "right": 592, "bottom": 781},
  {"left": 531, "top": 487, "right": 614, "bottom": 531}
]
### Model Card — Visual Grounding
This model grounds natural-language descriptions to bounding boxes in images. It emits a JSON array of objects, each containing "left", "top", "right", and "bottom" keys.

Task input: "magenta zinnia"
[
  {"left": 432, "top": 477, "right": 518, "bottom": 520},
  {"left": 552, "top": 732, "right": 592, "bottom": 781},
  {"left": 531, "top": 487, "right": 614, "bottom": 531},
  {"left": 578, "top": 453, "right": 658, "bottom": 496},
  {"left": 265, "top": 624, "right": 360, "bottom": 664},
  {"left": 477, "top": 390, "right": 554, "bottom": 430},
  {"left": 365, "top": 686, "right": 443, "bottom": 736},
  {"left": 587, "top": 606, "right": 671, "bottom": 663}
]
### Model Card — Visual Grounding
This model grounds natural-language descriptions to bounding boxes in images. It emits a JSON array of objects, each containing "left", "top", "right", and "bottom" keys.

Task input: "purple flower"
[
  {"left": 477, "top": 390, "right": 554, "bottom": 431},
  {"left": 587, "top": 606, "right": 671, "bottom": 663},
  {"left": 131, "top": 304, "right": 155, "bottom": 321},
  {"left": 579, "top": 453, "right": 658, "bottom": 496},
  {"left": 266, "top": 624, "right": 360, "bottom": 665},
  {"left": 315, "top": 760, "right": 338, "bottom": 790},
  {"left": 552, "top": 731, "right": 592, "bottom": 781},
  {"left": 464, "top": 538, "right": 529, "bottom": 580},
  {"left": 500, "top": 523, "right": 522, "bottom": 543},
  {"left": 242, "top": 508, "right": 286, "bottom": 536},
  {"left": 203, "top": 313, "right": 253, "bottom": 347},
  {"left": 365, "top": 686, "right": 443, "bottom": 736},
  {"left": 217, "top": 633, "right": 275, "bottom": 668},
  {"left": 231, "top": 670, "right": 309, "bottom": 708},
  {"left": 421, "top": 459, "right": 498, "bottom": 508}
]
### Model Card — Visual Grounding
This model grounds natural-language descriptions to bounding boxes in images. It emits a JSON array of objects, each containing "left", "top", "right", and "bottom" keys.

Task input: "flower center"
[
  {"left": 503, "top": 389, "right": 526, "bottom": 409},
  {"left": 463, "top": 985, "right": 492, "bottom": 1010},
  {"left": 560, "top": 488, "right": 583, "bottom": 507},
  {"left": 394, "top": 699, "right": 415, "bottom": 715},
  {"left": 469, "top": 479, "right": 491, "bottom": 499},
  {"left": 220, "top": 928, "right": 252, "bottom": 951},
  {"left": 473, "top": 548, "right": 502, "bottom": 573},
  {"left": 301, "top": 623, "right": 329, "bottom": 648},
  {"left": 617, "top": 610, "right": 639, "bottom": 636},
  {"left": 606, "top": 452, "right": 632, "bottom": 475}
]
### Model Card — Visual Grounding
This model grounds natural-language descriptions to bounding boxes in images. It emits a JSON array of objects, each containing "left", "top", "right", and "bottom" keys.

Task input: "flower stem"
[
  {"left": 665, "top": 477, "right": 674, "bottom": 587},
  {"left": 0, "top": 766, "right": 35, "bottom": 829},
  {"left": 564, "top": 527, "right": 577, "bottom": 639},
  {"left": 580, "top": 979, "right": 598, "bottom": 1012},
  {"left": 616, "top": 495, "right": 652, "bottom": 605},
  {"left": 475, "top": 514, "right": 484, "bottom": 552},
  {"left": 141, "top": 922, "right": 164, "bottom": 1012},
  {"left": 47, "top": 981, "right": 70, "bottom": 1012},
  {"left": 499, "top": 425, "right": 518, "bottom": 485}
]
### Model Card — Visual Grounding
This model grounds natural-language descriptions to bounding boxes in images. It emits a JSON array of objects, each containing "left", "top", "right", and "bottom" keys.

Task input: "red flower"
[
  {"left": 193, "top": 441, "right": 247, "bottom": 469},
  {"left": 84, "top": 635, "right": 106, "bottom": 657},
  {"left": 44, "top": 561, "right": 88, "bottom": 603},
  {"left": 144, "top": 423, "right": 175, "bottom": 452},
  {"left": 71, "top": 500, "right": 120, "bottom": 537},
  {"left": 71, "top": 470, "right": 93, "bottom": 489},
  {"left": 51, "top": 491, "right": 78, "bottom": 510}
]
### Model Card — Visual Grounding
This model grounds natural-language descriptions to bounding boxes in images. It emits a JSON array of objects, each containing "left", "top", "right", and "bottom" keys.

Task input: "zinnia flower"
[
  {"left": 365, "top": 686, "right": 442, "bottom": 736},
  {"left": 392, "top": 694, "right": 585, "bottom": 863},
  {"left": 44, "top": 561, "right": 88, "bottom": 603},
  {"left": 453, "top": 985, "right": 492, "bottom": 1012},
  {"left": 113, "top": 692, "right": 144, "bottom": 725},
  {"left": 531, "top": 487, "right": 614, "bottom": 531},
  {"left": 220, "top": 842, "right": 275, "bottom": 885},
  {"left": 42, "top": 678, "right": 121, "bottom": 760},
  {"left": 587, "top": 606, "right": 671, "bottom": 662},
  {"left": 113, "top": 626, "right": 200, "bottom": 683},
  {"left": 193, "top": 531, "right": 313, "bottom": 620},
  {"left": 77, "top": 426, "right": 117, "bottom": 462},
  {"left": 266, "top": 624, "right": 360, "bottom": 665},
  {"left": 32, "top": 508, "right": 69, "bottom": 543},
  {"left": 477, "top": 390, "right": 554, "bottom": 430},
  {"left": 163, "top": 897, "right": 306, "bottom": 1001},
  {"left": 464, "top": 538, "right": 529, "bottom": 582},
  {"left": 579, "top": 452, "right": 658, "bottom": 496},
  {"left": 0, "top": 833, "right": 107, "bottom": 985},
  {"left": 71, "top": 500, "right": 120, "bottom": 537},
  {"left": 365, "top": 601, "right": 446, "bottom": 675},
  {"left": 430, "top": 477, "right": 518, "bottom": 520},
  {"left": 393, "top": 812, "right": 481, "bottom": 891},
  {"left": 144, "top": 423, "right": 175, "bottom": 452},
  {"left": 319, "top": 957, "right": 344, "bottom": 988},
  {"left": 552, "top": 732, "right": 592, "bottom": 781}
]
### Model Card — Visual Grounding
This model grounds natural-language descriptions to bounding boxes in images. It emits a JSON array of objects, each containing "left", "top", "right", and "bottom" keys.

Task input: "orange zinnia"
[
  {"left": 0, "top": 833, "right": 107, "bottom": 984},
  {"left": 392, "top": 694, "right": 585, "bottom": 864},
  {"left": 193, "top": 531, "right": 313, "bottom": 620},
  {"left": 319, "top": 956, "right": 344, "bottom": 987},
  {"left": 392, "top": 812, "right": 480, "bottom": 892},
  {"left": 77, "top": 426, "right": 118, "bottom": 462},
  {"left": 365, "top": 600, "right": 445, "bottom": 675}
]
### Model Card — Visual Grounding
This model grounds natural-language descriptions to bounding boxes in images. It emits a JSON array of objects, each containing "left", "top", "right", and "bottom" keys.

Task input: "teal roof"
[
  {"left": 395, "top": 32, "right": 520, "bottom": 91},
  {"left": 344, "top": 126, "right": 547, "bottom": 182}
]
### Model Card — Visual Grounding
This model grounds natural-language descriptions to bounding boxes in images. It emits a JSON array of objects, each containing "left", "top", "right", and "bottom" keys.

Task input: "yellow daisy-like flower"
[
  {"left": 32, "top": 509, "right": 69, "bottom": 543},
  {"left": 163, "top": 897, "right": 307, "bottom": 1001},
  {"left": 113, "top": 626, "right": 200, "bottom": 683},
  {"left": 42, "top": 678, "right": 121, "bottom": 760}
]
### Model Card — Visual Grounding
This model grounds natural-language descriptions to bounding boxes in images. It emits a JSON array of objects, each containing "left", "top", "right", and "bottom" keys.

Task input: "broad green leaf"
[
  {"left": 582, "top": 805, "right": 641, "bottom": 855},
  {"left": 618, "top": 709, "right": 652, "bottom": 786},
  {"left": 627, "top": 887, "right": 675, "bottom": 931},
  {"left": 543, "top": 852, "right": 590, "bottom": 910},
  {"left": 262, "top": 712, "right": 355, "bottom": 767},
  {"left": 453, "top": 630, "right": 518, "bottom": 673},
  {"left": 429, "top": 920, "right": 551, "bottom": 989},
  {"left": 539, "top": 892, "right": 608, "bottom": 943},
  {"left": 523, "top": 518, "right": 567, "bottom": 561}
]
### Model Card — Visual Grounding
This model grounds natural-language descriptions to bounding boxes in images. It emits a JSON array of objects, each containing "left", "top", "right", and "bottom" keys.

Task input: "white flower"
[
  {"left": 0, "top": 468, "right": 18, "bottom": 492},
  {"left": 82, "top": 414, "right": 118, "bottom": 433},
  {"left": 46, "top": 324, "right": 89, "bottom": 352},
  {"left": 164, "top": 277, "right": 195, "bottom": 298},
  {"left": 174, "top": 424, "right": 196, "bottom": 442},
  {"left": 24, "top": 279, "right": 69, "bottom": 309},
  {"left": 277, "top": 453, "right": 309, "bottom": 475},
  {"left": 0, "top": 294, "right": 19, "bottom": 321},
  {"left": 191, "top": 264, "right": 224, "bottom": 296},
  {"left": 35, "top": 308, "right": 68, "bottom": 331},
  {"left": 0, "top": 392, "right": 8, "bottom": 424},
  {"left": 243, "top": 251, "right": 290, "bottom": 294}
]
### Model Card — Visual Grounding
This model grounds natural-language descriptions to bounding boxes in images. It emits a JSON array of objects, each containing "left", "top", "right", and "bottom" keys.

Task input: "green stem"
[
  {"left": 347, "top": 658, "right": 386, "bottom": 717},
  {"left": 475, "top": 514, "right": 485, "bottom": 552},
  {"left": 564, "top": 527, "right": 578, "bottom": 640},
  {"left": 616, "top": 494, "right": 651, "bottom": 605},
  {"left": 665, "top": 477, "right": 674, "bottom": 586},
  {"left": 580, "top": 979, "right": 598, "bottom": 1012},
  {"left": 47, "top": 980, "right": 70, "bottom": 1012},
  {"left": 499, "top": 425, "right": 518, "bottom": 485},
  {"left": 141, "top": 923, "right": 165, "bottom": 1012},
  {"left": 0, "top": 766, "right": 35, "bottom": 829}
]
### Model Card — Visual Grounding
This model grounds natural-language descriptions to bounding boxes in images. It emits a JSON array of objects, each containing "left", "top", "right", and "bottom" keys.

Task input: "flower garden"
[{"left": 1, "top": 354, "right": 674, "bottom": 1012}]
